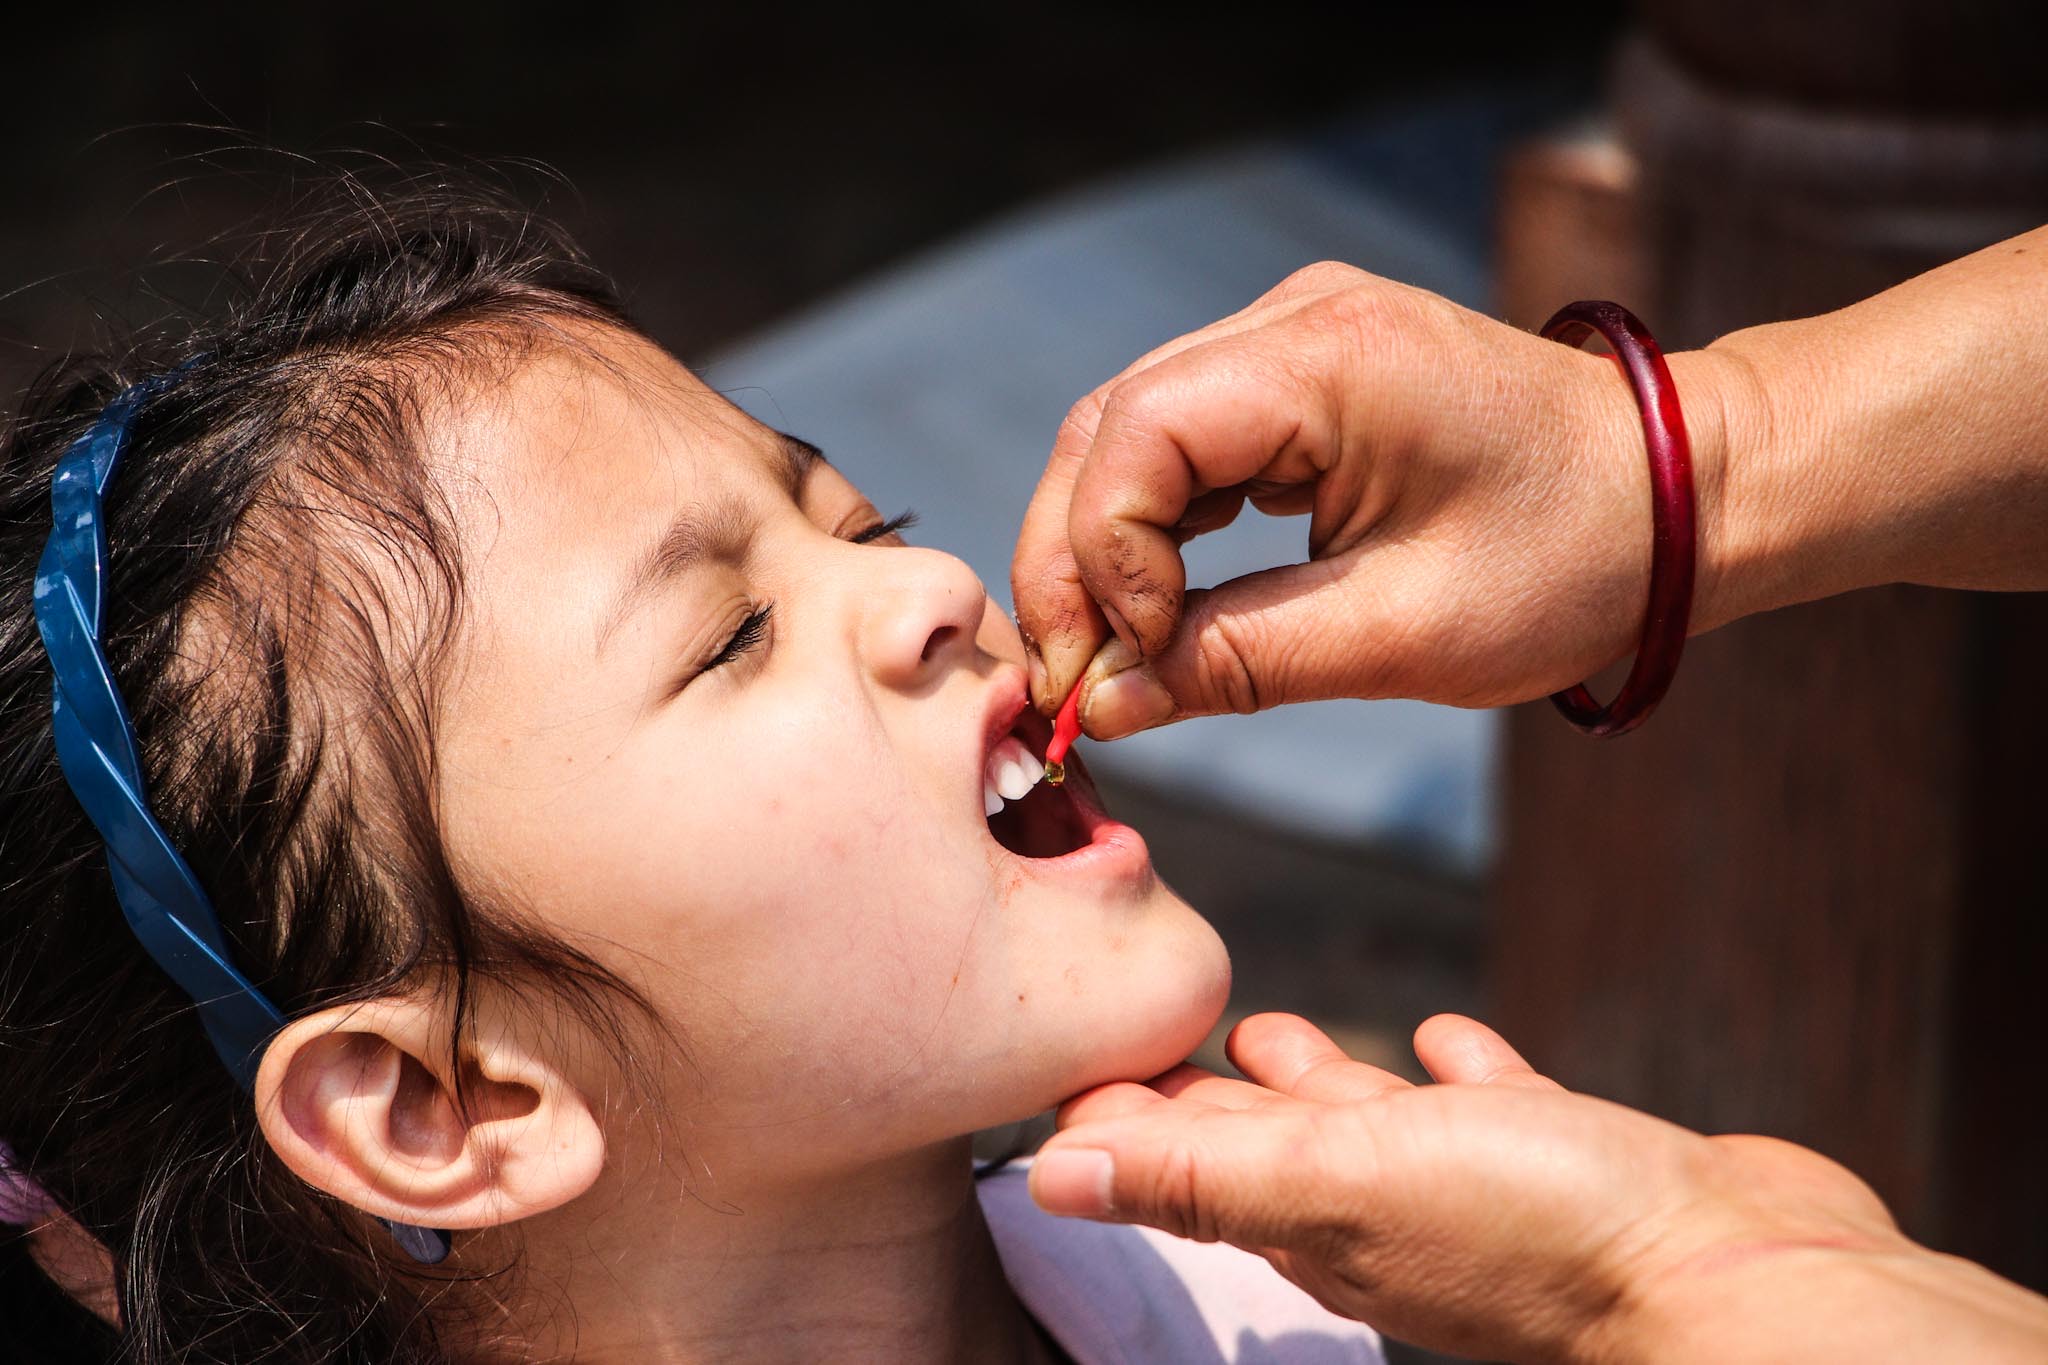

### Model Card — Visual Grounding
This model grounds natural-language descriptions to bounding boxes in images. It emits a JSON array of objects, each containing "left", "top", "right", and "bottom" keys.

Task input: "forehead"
[
  {"left": 439, "top": 324, "right": 784, "bottom": 519},
  {"left": 424, "top": 325, "right": 796, "bottom": 656}
]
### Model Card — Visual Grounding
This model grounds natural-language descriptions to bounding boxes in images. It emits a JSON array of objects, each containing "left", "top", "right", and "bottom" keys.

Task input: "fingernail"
[
  {"left": 1025, "top": 643, "right": 1049, "bottom": 710},
  {"left": 1085, "top": 640, "right": 1176, "bottom": 739},
  {"left": 1099, "top": 602, "right": 1140, "bottom": 654},
  {"left": 1032, "top": 1148, "right": 1115, "bottom": 1217}
]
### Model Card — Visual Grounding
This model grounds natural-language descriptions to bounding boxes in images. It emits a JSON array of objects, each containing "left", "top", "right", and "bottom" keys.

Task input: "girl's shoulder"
[{"left": 977, "top": 1159, "right": 1385, "bottom": 1365}]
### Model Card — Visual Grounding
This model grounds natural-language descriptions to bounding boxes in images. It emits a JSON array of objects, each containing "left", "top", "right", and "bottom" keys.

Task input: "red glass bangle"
[{"left": 1540, "top": 301, "right": 1696, "bottom": 738}]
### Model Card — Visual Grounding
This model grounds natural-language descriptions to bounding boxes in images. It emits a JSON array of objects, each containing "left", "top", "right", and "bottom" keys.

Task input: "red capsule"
[{"left": 1041, "top": 680, "right": 1084, "bottom": 785}]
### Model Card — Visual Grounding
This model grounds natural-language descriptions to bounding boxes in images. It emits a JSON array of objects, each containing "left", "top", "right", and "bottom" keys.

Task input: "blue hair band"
[{"left": 31, "top": 372, "right": 450, "bottom": 1266}]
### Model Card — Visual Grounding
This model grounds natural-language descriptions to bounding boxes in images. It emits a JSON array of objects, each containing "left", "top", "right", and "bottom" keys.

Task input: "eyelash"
[
  {"left": 703, "top": 604, "right": 773, "bottom": 673},
  {"left": 697, "top": 509, "right": 918, "bottom": 676},
  {"left": 850, "top": 509, "right": 919, "bottom": 544}
]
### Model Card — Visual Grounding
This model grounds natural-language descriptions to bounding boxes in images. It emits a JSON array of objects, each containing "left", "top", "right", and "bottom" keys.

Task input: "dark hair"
[{"left": 1, "top": 176, "right": 658, "bottom": 1362}]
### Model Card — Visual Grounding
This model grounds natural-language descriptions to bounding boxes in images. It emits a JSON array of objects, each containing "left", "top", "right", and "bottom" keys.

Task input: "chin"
[{"left": 1058, "top": 913, "right": 1234, "bottom": 1102}]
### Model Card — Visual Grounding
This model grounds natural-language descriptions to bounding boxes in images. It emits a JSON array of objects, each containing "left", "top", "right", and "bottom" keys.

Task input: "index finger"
[
  {"left": 1068, "top": 330, "right": 1346, "bottom": 659},
  {"left": 1012, "top": 271, "right": 1360, "bottom": 711},
  {"left": 1226, "top": 1013, "right": 1412, "bottom": 1105},
  {"left": 1012, "top": 383, "right": 1115, "bottom": 712},
  {"left": 1412, "top": 1014, "right": 1566, "bottom": 1092}
]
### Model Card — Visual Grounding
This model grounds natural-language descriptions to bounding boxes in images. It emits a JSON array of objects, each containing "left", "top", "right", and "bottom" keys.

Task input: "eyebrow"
[{"left": 594, "top": 432, "right": 822, "bottom": 655}]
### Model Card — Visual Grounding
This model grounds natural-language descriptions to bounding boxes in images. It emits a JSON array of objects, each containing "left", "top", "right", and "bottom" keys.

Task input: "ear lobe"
[{"left": 254, "top": 996, "right": 604, "bottom": 1231}]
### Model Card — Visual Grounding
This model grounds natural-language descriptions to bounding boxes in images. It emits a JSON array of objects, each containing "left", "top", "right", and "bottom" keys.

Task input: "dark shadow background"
[
  {"left": 2, "top": 6, "right": 1620, "bottom": 377},
  {"left": 1, "top": 7, "right": 1626, "bottom": 1362}
]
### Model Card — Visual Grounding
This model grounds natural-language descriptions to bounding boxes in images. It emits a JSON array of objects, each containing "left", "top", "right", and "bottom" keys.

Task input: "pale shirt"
[{"left": 977, "top": 1160, "right": 1385, "bottom": 1364}]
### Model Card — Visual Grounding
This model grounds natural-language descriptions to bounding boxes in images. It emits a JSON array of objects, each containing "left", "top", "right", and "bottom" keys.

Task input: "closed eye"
[
  {"left": 849, "top": 509, "right": 919, "bottom": 545},
  {"left": 695, "top": 510, "right": 913, "bottom": 684},
  {"left": 702, "top": 604, "right": 772, "bottom": 673}
]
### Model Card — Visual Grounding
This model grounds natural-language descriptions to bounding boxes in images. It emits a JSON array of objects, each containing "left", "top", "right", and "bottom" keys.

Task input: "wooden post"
[{"left": 1492, "top": 12, "right": 2048, "bottom": 1291}]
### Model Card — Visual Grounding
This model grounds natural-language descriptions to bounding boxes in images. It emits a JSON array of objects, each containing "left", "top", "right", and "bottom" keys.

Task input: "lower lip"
[
  {"left": 1003, "top": 779, "right": 1155, "bottom": 885},
  {"left": 1028, "top": 817, "right": 1153, "bottom": 884}
]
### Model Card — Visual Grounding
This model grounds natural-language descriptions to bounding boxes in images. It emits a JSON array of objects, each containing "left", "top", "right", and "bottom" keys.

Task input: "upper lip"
[{"left": 979, "top": 669, "right": 1034, "bottom": 775}]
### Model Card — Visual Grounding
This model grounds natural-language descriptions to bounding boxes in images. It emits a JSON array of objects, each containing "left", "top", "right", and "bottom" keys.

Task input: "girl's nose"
[{"left": 860, "top": 546, "right": 990, "bottom": 691}]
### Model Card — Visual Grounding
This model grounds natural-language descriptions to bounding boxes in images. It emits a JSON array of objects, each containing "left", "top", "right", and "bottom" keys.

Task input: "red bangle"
[{"left": 1540, "top": 301, "right": 1696, "bottom": 738}]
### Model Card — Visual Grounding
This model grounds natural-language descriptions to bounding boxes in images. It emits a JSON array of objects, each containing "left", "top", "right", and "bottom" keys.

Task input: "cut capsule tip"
[{"left": 1040, "top": 680, "right": 1084, "bottom": 785}]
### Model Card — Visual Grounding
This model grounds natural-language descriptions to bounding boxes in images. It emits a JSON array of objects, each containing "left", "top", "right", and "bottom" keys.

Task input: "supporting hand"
[{"left": 1031, "top": 1014, "right": 2048, "bottom": 1363}]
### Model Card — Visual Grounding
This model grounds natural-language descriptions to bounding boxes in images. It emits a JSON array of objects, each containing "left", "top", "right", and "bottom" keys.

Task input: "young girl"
[{"left": 0, "top": 183, "right": 1383, "bottom": 1362}]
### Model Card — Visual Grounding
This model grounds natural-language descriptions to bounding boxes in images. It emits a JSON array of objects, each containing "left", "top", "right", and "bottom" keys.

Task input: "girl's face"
[{"left": 430, "top": 327, "right": 1229, "bottom": 1173}]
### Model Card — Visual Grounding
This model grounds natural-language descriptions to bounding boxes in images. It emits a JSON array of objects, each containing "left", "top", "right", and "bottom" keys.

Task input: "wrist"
[
  {"left": 1667, "top": 228, "right": 2048, "bottom": 631},
  {"left": 1660, "top": 339, "right": 1878, "bottom": 639},
  {"left": 1586, "top": 1232, "right": 2048, "bottom": 1365}
]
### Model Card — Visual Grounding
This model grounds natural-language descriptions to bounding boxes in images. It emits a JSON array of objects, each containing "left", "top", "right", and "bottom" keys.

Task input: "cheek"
[{"left": 590, "top": 708, "right": 994, "bottom": 1094}]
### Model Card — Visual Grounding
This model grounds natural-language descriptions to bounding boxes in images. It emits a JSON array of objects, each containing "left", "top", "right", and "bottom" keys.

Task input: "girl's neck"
[{"left": 487, "top": 1136, "right": 1057, "bottom": 1365}]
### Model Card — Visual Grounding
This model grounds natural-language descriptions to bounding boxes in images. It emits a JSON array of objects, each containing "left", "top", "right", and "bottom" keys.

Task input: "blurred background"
[{"left": 3, "top": 3, "right": 2043, "bottom": 1360}]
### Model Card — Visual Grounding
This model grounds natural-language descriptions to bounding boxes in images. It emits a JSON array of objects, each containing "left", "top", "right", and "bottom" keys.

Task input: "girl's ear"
[{"left": 253, "top": 995, "right": 603, "bottom": 1231}]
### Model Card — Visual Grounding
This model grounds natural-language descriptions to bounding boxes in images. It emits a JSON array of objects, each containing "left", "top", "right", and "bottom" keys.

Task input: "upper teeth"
[{"left": 983, "top": 735, "right": 1040, "bottom": 816}]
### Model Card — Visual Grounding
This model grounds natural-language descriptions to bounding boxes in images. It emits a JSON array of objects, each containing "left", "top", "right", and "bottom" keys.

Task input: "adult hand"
[
  {"left": 1008, "top": 263, "right": 1747, "bottom": 733},
  {"left": 1030, "top": 1014, "right": 2048, "bottom": 1363},
  {"left": 1012, "top": 230, "right": 2048, "bottom": 734}
]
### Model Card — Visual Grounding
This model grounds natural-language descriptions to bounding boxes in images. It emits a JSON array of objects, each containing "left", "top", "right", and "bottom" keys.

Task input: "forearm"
[
  {"left": 1594, "top": 1238, "right": 2048, "bottom": 1365},
  {"left": 1677, "top": 224, "right": 2048, "bottom": 633}
]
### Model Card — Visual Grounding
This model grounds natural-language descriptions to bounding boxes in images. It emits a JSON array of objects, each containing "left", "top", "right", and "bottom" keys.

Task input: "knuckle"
[
  {"left": 1086, "top": 380, "right": 1185, "bottom": 520},
  {"left": 1278, "top": 259, "right": 1364, "bottom": 296},
  {"left": 1093, "top": 375, "right": 1166, "bottom": 444},
  {"left": 1147, "top": 1140, "right": 1216, "bottom": 1243},
  {"left": 1312, "top": 275, "right": 1439, "bottom": 370},
  {"left": 1100, "top": 549, "right": 1183, "bottom": 649},
  {"left": 1053, "top": 388, "right": 1109, "bottom": 459},
  {"left": 1297, "top": 1055, "right": 1354, "bottom": 1094},
  {"left": 1188, "top": 612, "right": 1265, "bottom": 715},
  {"left": 1317, "top": 280, "right": 1399, "bottom": 346}
]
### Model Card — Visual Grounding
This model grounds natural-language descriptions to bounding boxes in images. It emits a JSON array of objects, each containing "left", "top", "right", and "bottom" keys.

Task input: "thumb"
[
  {"left": 1079, "top": 545, "right": 1429, "bottom": 738},
  {"left": 1029, "top": 1107, "right": 1347, "bottom": 1252}
]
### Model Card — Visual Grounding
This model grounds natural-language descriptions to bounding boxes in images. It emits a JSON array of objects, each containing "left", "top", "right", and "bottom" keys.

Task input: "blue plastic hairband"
[{"left": 31, "top": 372, "right": 451, "bottom": 1266}]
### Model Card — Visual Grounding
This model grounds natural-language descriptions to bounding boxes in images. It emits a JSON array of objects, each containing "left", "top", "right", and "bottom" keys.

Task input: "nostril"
[{"left": 921, "top": 624, "right": 961, "bottom": 664}]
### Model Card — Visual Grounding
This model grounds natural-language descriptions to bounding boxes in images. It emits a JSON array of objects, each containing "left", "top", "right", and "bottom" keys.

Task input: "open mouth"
[{"left": 982, "top": 709, "right": 1096, "bottom": 859}]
